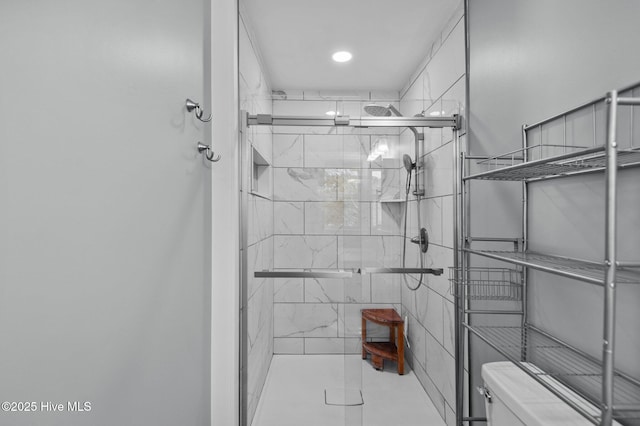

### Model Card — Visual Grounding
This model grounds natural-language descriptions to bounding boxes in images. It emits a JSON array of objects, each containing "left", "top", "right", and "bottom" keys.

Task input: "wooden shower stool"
[{"left": 361, "top": 308, "right": 404, "bottom": 375}]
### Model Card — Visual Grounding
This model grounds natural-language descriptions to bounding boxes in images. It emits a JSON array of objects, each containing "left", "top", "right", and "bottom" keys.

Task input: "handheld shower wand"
[
  {"left": 366, "top": 104, "right": 428, "bottom": 291},
  {"left": 403, "top": 154, "right": 414, "bottom": 172}
]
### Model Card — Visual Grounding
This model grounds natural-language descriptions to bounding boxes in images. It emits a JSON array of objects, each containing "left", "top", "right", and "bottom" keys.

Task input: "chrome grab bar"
[
  {"left": 253, "top": 267, "right": 444, "bottom": 279},
  {"left": 358, "top": 267, "right": 443, "bottom": 275},
  {"left": 254, "top": 270, "right": 354, "bottom": 278}
]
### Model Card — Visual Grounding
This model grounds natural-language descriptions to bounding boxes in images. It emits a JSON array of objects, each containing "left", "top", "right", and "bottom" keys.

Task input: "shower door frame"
[
  {"left": 239, "top": 110, "right": 461, "bottom": 426},
  {"left": 239, "top": 110, "right": 249, "bottom": 426}
]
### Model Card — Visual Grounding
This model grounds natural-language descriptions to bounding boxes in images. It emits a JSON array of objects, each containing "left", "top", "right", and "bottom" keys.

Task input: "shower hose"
[{"left": 402, "top": 164, "right": 425, "bottom": 291}]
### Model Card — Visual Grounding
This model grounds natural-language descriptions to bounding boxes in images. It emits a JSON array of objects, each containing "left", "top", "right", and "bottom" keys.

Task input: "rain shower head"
[
  {"left": 403, "top": 154, "right": 414, "bottom": 172},
  {"left": 364, "top": 104, "right": 391, "bottom": 117},
  {"left": 364, "top": 104, "right": 402, "bottom": 117}
]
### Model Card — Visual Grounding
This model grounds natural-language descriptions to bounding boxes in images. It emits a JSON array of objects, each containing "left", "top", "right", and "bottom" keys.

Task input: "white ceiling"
[{"left": 240, "top": 0, "right": 460, "bottom": 92}]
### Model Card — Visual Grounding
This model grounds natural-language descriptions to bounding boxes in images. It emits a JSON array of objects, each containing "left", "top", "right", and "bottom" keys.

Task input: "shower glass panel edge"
[{"left": 344, "top": 124, "right": 364, "bottom": 426}]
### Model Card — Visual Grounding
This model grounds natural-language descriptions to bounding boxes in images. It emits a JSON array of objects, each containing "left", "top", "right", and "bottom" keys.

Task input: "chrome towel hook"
[
  {"left": 186, "top": 98, "right": 212, "bottom": 122},
  {"left": 197, "top": 142, "right": 221, "bottom": 162}
]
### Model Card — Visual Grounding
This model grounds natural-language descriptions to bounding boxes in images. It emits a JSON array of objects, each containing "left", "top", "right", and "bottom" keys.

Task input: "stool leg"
[
  {"left": 372, "top": 354, "right": 383, "bottom": 371},
  {"left": 397, "top": 324, "right": 404, "bottom": 375},
  {"left": 390, "top": 325, "right": 395, "bottom": 346},
  {"left": 361, "top": 317, "right": 367, "bottom": 359}
]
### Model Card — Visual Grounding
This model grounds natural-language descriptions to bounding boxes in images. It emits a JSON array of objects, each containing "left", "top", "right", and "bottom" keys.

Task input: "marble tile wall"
[
  {"left": 239, "top": 13, "right": 274, "bottom": 424},
  {"left": 271, "top": 90, "right": 408, "bottom": 355},
  {"left": 398, "top": 3, "right": 465, "bottom": 425}
]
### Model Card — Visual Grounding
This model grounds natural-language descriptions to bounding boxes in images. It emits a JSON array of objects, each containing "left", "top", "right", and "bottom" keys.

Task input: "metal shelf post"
[{"left": 602, "top": 90, "right": 619, "bottom": 426}]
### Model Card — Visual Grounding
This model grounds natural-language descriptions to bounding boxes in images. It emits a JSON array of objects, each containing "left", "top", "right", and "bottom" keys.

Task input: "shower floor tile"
[{"left": 251, "top": 354, "right": 446, "bottom": 426}]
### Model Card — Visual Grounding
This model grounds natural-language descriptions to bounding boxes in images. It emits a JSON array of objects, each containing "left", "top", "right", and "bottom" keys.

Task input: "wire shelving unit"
[{"left": 453, "top": 83, "right": 640, "bottom": 426}]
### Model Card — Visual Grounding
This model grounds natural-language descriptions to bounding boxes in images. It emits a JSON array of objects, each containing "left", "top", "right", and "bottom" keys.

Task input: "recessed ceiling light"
[
  {"left": 325, "top": 110, "right": 337, "bottom": 116},
  {"left": 332, "top": 51, "right": 352, "bottom": 63}
]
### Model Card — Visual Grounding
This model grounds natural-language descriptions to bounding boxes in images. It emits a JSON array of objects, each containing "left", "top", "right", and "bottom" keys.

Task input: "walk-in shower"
[
  {"left": 243, "top": 107, "right": 460, "bottom": 426},
  {"left": 365, "top": 104, "right": 429, "bottom": 291}
]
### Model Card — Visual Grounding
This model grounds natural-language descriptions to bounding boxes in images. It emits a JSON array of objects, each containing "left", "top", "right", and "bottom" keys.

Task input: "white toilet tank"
[{"left": 481, "top": 362, "right": 621, "bottom": 426}]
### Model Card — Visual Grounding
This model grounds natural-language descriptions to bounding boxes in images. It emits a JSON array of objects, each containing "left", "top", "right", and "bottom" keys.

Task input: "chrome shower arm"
[{"left": 386, "top": 104, "right": 402, "bottom": 117}]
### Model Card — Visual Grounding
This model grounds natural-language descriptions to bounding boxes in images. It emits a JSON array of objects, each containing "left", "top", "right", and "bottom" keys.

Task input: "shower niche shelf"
[{"left": 250, "top": 145, "right": 271, "bottom": 200}]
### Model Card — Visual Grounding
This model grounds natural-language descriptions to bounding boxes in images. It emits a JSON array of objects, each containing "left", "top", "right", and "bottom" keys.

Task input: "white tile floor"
[{"left": 252, "top": 355, "right": 446, "bottom": 426}]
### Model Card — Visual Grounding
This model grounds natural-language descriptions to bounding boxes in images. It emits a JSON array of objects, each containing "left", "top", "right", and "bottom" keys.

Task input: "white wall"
[
  {"left": 209, "top": 0, "right": 240, "bottom": 425},
  {"left": 399, "top": 3, "right": 465, "bottom": 425},
  {"left": 0, "top": 1, "right": 211, "bottom": 425},
  {"left": 467, "top": 0, "right": 640, "bottom": 421}
]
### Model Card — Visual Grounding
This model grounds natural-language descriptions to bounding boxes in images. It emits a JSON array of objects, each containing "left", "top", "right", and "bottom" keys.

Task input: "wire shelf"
[
  {"left": 465, "top": 249, "right": 640, "bottom": 286},
  {"left": 449, "top": 267, "right": 522, "bottom": 301},
  {"left": 466, "top": 324, "right": 640, "bottom": 420},
  {"left": 465, "top": 147, "right": 640, "bottom": 181}
]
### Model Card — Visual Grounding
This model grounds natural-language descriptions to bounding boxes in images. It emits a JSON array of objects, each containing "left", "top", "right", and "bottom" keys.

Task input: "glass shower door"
[
  {"left": 338, "top": 139, "right": 367, "bottom": 425},
  {"left": 337, "top": 121, "right": 405, "bottom": 426},
  {"left": 293, "top": 120, "right": 366, "bottom": 426},
  {"left": 242, "top": 98, "right": 411, "bottom": 426}
]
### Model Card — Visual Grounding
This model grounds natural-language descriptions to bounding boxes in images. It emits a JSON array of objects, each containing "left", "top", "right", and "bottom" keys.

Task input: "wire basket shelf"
[{"left": 449, "top": 267, "right": 522, "bottom": 301}]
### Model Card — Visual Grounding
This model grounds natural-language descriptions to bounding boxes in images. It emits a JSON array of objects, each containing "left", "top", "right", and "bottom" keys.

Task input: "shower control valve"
[{"left": 410, "top": 228, "right": 429, "bottom": 253}]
